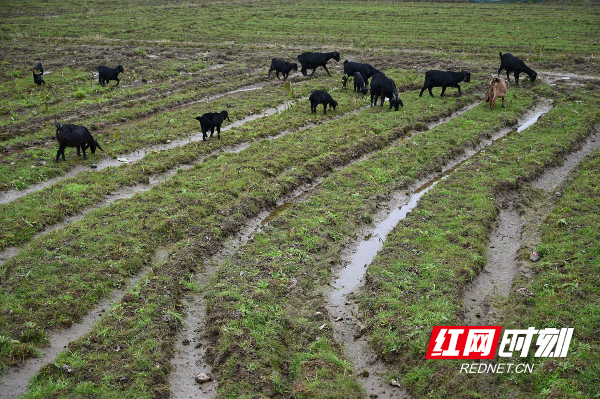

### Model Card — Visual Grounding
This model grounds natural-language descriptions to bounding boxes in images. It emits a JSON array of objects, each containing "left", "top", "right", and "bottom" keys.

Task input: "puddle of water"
[
  {"left": 541, "top": 71, "right": 600, "bottom": 82},
  {"left": 330, "top": 183, "right": 436, "bottom": 306},
  {"left": 0, "top": 247, "right": 171, "bottom": 399},
  {"left": 516, "top": 104, "right": 550, "bottom": 133},
  {"left": 260, "top": 202, "right": 293, "bottom": 226},
  {"left": 331, "top": 98, "right": 552, "bottom": 302}
]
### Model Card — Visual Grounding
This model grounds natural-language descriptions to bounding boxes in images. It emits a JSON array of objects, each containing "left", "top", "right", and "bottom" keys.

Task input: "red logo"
[{"left": 426, "top": 326, "right": 502, "bottom": 359}]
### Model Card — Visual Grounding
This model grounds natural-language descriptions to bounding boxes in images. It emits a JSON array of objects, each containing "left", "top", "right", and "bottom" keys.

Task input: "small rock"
[
  {"left": 195, "top": 342, "right": 202, "bottom": 349},
  {"left": 195, "top": 373, "right": 211, "bottom": 384},
  {"left": 334, "top": 316, "right": 343, "bottom": 322},
  {"left": 517, "top": 287, "right": 535, "bottom": 297},
  {"left": 314, "top": 311, "right": 323, "bottom": 316},
  {"left": 530, "top": 251, "right": 540, "bottom": 262},
  {"left": 182, "top": 338, "right": 190, "bottom": 346},
  {"left": 161, "top": 314, "right": 171, "bottom": 323},
  {"left": 389, "top": 379, "right": 402, "bottom": 388},
  {"left": 318, "top": 323, "right": 327, "bottom": 330},
  {"left": 354, "top": 323, "right": 367, "bottom": 339},
  {"left": 369, "top": 395, "right": 378, "bottom": 399},
  {"left": 61, "top": 364, "right": 73, "bottom": 373},
  {"left": 90, "top": 164, "right": 98, "bottom": 169},
  {"left": 122, "top": 293, "right": 135, "bottom": 302}
]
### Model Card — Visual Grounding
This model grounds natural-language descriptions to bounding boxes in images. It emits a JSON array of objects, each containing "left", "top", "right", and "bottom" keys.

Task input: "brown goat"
[{"left": 485, "top": 77, "right": 507, "bottom": 110}]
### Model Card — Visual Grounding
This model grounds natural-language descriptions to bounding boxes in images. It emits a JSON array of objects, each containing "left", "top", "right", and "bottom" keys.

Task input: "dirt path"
[{"left": 0, "top": 247, "right": 171, "bottom": 399}]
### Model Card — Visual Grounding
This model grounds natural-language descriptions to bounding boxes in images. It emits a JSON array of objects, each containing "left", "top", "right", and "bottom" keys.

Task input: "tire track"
[
  {"left": 166, "top": 98, "right": 483, "bottom": 397},
  {"left": 462, "top": 122, "right": 599, "bottom": 327}
]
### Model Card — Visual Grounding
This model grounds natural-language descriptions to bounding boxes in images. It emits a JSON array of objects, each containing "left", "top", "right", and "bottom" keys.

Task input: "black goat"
[
  {"left": 98, "top": 65, "right": 124, "bottom": 87},
  {"left": 55, "top": 123, "right": 103, "bottom": 162},
  {"left": 195, "top": 111, "right": 230, "bottom": 141},
  {"left": 498, "top": 52, "right": 537, "bottom": 85},
  {"left": 419, "top": 70, "right": 471, "bottom": 97},
  {"left": 297, "top": 51, "right": 340, "bottom": 77},
  {"left": 33, "top": 62, "right": 45, "bottom": 85},
  {"left": 353, "top": 72, "right": 368, "bottom": 95},
  {"left": 343, "top": 60, "right": 380, "bottom": 85},
  {"left": 370, "top": 73, "right": 403, "bottom": 111},
  {"left": 268, "top": 58, "right": 298, "bottom": 80},
  {"left": 309, "top": 90, "right": 338, "bottom": 114}
]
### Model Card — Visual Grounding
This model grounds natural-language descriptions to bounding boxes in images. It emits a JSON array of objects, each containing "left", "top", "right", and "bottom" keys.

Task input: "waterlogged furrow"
[
  {"left": 195, "top": 91, "right": 539, "bottom": 396},
  {"left": 494, "top": 144, "right": 600, "bottom": 399},
  {"left": 168, "top": 178, "right": 325, "bottom": 399},
  {"left": 358, "top": 91, "right": 600, "bottom": 398},
  {"left": 0, "top": 87, "right": 474, "bottom": 372}
]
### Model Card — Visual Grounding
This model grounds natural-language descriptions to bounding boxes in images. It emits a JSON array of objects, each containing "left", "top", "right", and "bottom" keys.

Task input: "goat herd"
[{"left": 32, "top": 50, "right": 536, "bottom": 162}]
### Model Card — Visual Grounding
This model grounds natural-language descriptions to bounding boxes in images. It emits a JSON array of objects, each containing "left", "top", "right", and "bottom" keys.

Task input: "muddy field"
[{"left": 0, "top": 1, "right": 599, "bottom": 398}]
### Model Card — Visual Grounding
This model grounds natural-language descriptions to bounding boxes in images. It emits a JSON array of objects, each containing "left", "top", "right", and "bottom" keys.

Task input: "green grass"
[
  {"left": 1, "top": 1, "right": 599, "bottom": 397},
  {"left": 10, "top": 82, "right": 489, "bottom": 397},
  {"left": 200, "top": 86, "right": 536, "bottom": 396}
]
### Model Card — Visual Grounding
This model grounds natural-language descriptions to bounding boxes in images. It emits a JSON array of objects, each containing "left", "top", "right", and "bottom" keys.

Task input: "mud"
[{"left": 0, "top": 247, "right": 171, "bottom": 399}]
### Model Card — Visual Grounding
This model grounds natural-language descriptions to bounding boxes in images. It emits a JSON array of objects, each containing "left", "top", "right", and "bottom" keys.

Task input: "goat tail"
[
  {"left": 499, "top": 52, "right": 503, "bottom": 58},
  {"left": 54, "top": 123, "right": 61, "bottom": 141}
]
